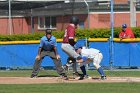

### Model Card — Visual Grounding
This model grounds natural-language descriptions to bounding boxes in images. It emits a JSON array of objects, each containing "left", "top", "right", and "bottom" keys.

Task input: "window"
[
  {"left": 38, "top": 16, "right": 56, "bottom": 30},
  {"left": 79, "top": 21, "right": 85, "bottom": 29}
]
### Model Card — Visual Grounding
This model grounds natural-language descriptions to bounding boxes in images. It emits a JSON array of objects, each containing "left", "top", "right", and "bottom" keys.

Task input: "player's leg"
[
  {"left": 48, "top": 51, "right": 68, "bottom": 79},
  {"left": 78, "top": 62, "right": 92, "bottom": 80},
  {"left": 61, "top": 44, "right": 82, "bottom": 77},
  {"left": 64, "top": 57, "right": 74, "bottom": 72},
  {"left": 31, "top": 51, "right": 46, "bottom": 78},
  {"left": 61, "top": 43, "right": 80, "bottom": 59},
  {"left": 71, "top": 59, "right": 84, "bottom": 78},
  {"left": 93, "top": 53, "right": 106, "bottom": 80},
  {"left": 79, "top": 65, "right": 86, "bottom": 79}
]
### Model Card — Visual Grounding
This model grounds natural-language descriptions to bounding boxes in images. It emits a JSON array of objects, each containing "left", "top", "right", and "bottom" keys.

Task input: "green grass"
[
  {"left": 0, "top": 70, "right": 140, "bottom": 93},
  {"left": 0, "top": 70, "right": 57, "bottom": 77},
  {"left": 0, "top": 83, "right": 140, "bottom": 93},
  {"left": 0, "top": 70, "right": 140, "bottom": 77}
]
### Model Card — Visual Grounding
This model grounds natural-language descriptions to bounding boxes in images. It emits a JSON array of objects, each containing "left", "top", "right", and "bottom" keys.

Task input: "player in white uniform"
[{"left": 75, "top": 45, "right": 106, "bottom": 80}]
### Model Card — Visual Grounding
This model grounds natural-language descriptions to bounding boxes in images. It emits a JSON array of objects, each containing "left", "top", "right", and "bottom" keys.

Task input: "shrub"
[{"left": 0, "top": 27, "right": 139, "bottom": 41}]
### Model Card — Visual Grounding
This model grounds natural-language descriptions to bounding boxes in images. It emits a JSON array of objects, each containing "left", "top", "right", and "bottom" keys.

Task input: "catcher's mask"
[{"left": 45, "top": 29, "right": 52, "bottom": 35}]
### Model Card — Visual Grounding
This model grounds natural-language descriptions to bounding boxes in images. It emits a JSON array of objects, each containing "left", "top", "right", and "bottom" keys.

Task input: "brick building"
[{"left": 0, "top": 0, "right": 140, "bottom": 35}]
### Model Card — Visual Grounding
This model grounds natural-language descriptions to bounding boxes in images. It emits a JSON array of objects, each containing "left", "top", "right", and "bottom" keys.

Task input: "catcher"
[{"left": 75, "top": 45, "right": 106, "bottom": 80}]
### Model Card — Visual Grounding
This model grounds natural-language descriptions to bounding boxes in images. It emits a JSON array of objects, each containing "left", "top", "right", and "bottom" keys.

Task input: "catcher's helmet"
[
  {"left": 45, "top": 29, "right": 52, "bottom": 35},
  {"left": 70, "top": 16, "right": 79, "bottom": 26},
  {"left": 122, "top": 24, "right": 127, "bottom": 28}
]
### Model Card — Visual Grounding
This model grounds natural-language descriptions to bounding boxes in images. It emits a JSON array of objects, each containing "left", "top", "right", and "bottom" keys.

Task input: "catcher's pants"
[
  {"left": 61, "top": 43, "right": 80, "bottom": 72},
  {"left": 31, "top": 50, "right": 65, "bottom": 76}
]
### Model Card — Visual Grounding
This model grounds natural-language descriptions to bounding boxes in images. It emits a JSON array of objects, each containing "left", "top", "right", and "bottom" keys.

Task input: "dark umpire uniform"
[{"left": 31, "top": 29, "right": 67, "bottom": 79}]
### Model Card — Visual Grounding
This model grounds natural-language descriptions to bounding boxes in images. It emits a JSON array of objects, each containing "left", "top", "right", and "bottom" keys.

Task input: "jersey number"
[{"left": 64, "top": 29, "right": 67, "bottom": 37}]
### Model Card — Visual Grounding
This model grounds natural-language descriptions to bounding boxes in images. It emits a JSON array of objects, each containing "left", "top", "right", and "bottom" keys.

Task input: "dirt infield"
[{"left": 0, "top": 77, "right": 140, "bottom": 84}]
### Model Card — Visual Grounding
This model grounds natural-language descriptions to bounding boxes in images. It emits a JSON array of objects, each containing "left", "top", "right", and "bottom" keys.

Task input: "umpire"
[{"left": 31, "top": 29, "right": 67, "bottom": 79}]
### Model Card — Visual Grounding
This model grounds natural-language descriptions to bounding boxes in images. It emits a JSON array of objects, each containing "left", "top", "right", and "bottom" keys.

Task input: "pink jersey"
[{"left": 62, "top": 24, "right": 75, "bottom": 43}]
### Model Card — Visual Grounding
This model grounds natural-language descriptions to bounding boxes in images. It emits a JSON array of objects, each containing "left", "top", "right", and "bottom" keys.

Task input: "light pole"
[
  {"left": 130, "top": 0, "right": 136, "bottom": 27},
  {"left": 84, "top": 0, "right": 90, "bottom": 29},
  {"left": 8, "top": 0, "right": 12, "bottom": 35},
  {"left": 110, "top": 0, "right": 114, "bottom": 70}
]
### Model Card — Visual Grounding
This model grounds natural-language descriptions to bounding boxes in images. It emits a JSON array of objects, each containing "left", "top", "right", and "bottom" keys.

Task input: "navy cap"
[{"left": 122, "top": 24, "right": 127, "bottom": 28}]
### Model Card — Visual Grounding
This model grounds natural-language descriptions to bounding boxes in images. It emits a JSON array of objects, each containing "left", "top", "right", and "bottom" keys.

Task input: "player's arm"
[
  {"left": 53, "top": 38, "right": 60, "bottom": 59},
  {"left": 38, "top": 39, "right": 44, "bottom": 55},
  {"left": 36, "top": 39, "right": 43, "bottom": 60},
  {"left": 35, "top": 47, "right": 42, "bottom": 61},
  {"left": 38, "top": 47, "right": 42, "bottom": 55},
  {"left": 69, "top": 38, "right": 75, "bottom": 46},
  {"left": 76, "top": 56, "right": 88, "bottom": 63},
  {"left": 53, "top": 46, "right": 58, "bottom": 55},
  {"left": 68, "top": 28, "right": 76, "bottom": 46},
  {"left": 53, "top": 47, "right": 60, "bottom": 59},
  {"left": 119, "top": 32, "right": 126, "bottom": 40},
  {"left": 119, "top": 32, "right": 123, "bottom": 38}
]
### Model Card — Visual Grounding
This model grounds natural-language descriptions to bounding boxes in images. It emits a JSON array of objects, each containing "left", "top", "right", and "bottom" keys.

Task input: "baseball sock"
[
  {"left": 80, "top": 65, "right": 86, "bottom": 76},
  {"left": 97, "top": 67, "right": 105, "bottom": 76}
]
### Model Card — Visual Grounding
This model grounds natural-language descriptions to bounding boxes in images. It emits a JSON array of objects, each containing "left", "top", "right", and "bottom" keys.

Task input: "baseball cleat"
[
  {"left": 78, "top": 76, "right": 84, "bottom": 80},
  {"left": 84, "top": 75, "right": 92, "bottom": 79},
  {"left": 60, "top": 73, "right": 69, "bottom": 80},
  {"left": 30, "top": 74, "right": 37, "bottom": 78},
  {"left": 101, "top": 76, "right": 107, "bottom": 80},
  {"left": 73, "top": 72, "right": 83, "bottom": 79},
  {"left": 78, "top": 75, "right": 92, "bottom": 80}
]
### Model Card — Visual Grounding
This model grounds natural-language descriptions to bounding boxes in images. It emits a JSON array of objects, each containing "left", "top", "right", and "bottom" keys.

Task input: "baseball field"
[{"left": 0, "top": 70, "right": 140, "bottom": 93}]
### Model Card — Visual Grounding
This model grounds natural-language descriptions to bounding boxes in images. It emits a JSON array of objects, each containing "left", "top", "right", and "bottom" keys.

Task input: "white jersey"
[{"left": 81, "top": 48, "right": 100, "bottom": 58}]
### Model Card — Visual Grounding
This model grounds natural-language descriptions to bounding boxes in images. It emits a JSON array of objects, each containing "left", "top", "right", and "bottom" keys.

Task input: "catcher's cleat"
[
  {"left": 78, "top": 75, "right": 84, "bottom": 80},
  {"left": 60, "top": 73, "right": 69, "bottom": 80},
  {"left": 101, "top": 76, "right": 106, "bottom": 80},
  {"left": 73, "top": 72, "right": 83, "bottom": 79},
  {"left": 30, "top": 74, "right": 37, "bottom": 78}
]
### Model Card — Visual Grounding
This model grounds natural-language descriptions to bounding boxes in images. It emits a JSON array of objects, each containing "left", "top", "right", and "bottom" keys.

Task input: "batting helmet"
[
  {"left": 45, "top": 29, "right": 52, "bottom": 35},
  {"left": 74, "top": 43, "right": 82, "bottom": 50},
  {"left": 122, "top": 24, "right": 127, "bottom": 28},
  {"left": 70, "top": 16, "right": 79, "bottom": 26}
]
